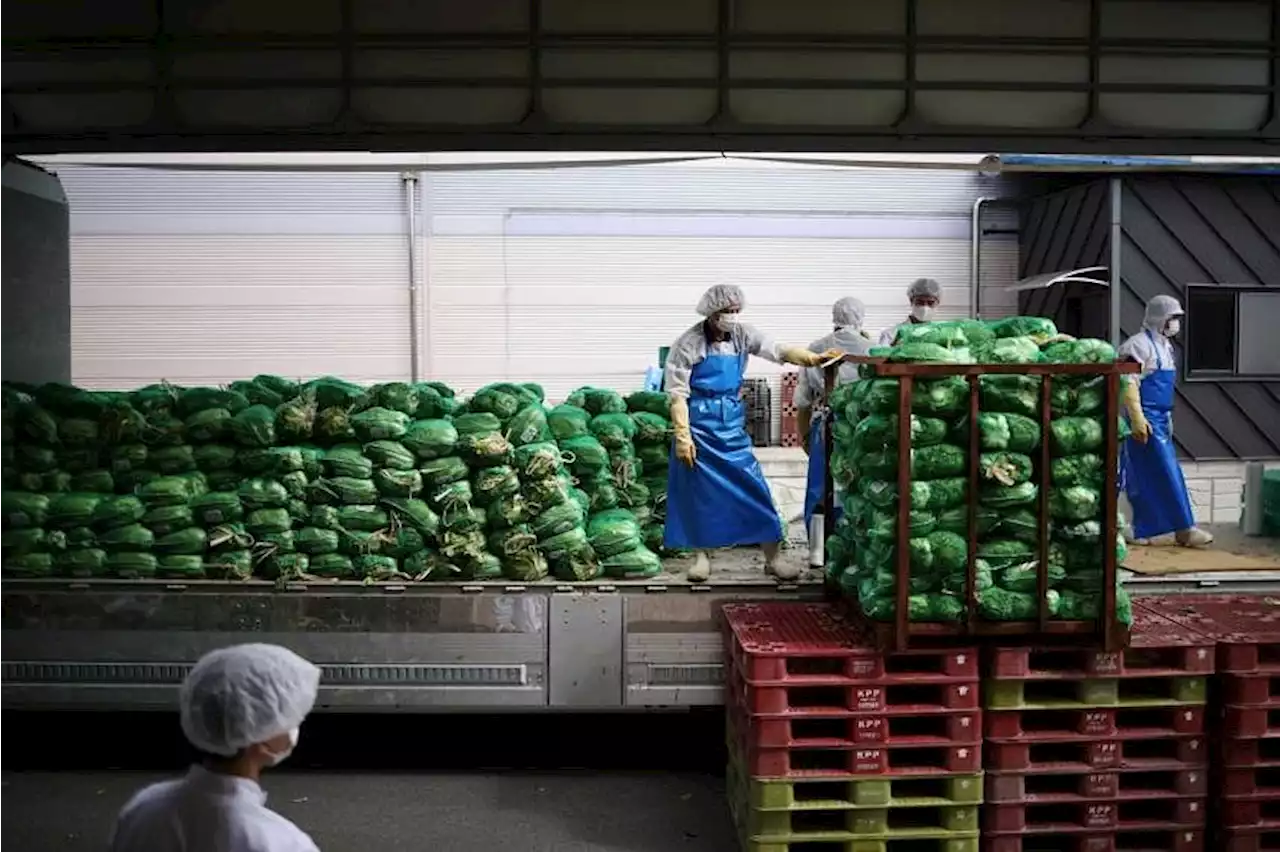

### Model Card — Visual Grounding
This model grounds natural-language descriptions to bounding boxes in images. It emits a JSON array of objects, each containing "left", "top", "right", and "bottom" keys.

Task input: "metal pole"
[
  {"left": 970, "top": 197, "right": 994, "bottom": 320},
  {"left": 1108, "top": 178, "right": 1122, "bottom": 347},
  {"left": 402, "top": 172, "right": 422, "bottom": 382}
]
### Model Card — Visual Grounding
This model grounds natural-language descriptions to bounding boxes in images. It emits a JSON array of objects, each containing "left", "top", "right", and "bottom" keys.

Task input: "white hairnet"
[
  {"left": 696, "top": 284, "right": 746, "bottom": 317},
  {"left": 832, "top": 296, "right": 866, "bottom": 330},
  {"left": 1142, "top": 294, "right": 1185, "bottom": 331},
  {"left": 907, "top": 278, "right": 942, "bottom": 302},
  {"left": 180, "top": 643, "right": 321, "bottom": 757}
]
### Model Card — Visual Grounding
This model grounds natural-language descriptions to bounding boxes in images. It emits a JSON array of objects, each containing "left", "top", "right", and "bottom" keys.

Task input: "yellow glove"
[
  {"left": 670, "top": 395, "right": 696, "bottom": 467},
  {"left": 1122, "top": 377, "right": 1150, "bottom": 444},
  {"left": 797, "top": 407, "right": 813, "bottom": 456},
  {"left": 781, "top": 346, "right": 845, "bottom": 368}
]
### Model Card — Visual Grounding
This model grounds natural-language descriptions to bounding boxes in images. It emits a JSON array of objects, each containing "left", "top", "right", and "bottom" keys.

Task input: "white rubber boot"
[
  {"left": 688, "top": 551, "right": 712, "bottom": 583},
  {"left": 763, "top": 541, "right": 799, "bottom": 581},
  {"left": 808, "top": 513, "right": 826, "bottom": 568},
  {"left": 1176, "top": 527, "right": 1214, "bottom": 548}
]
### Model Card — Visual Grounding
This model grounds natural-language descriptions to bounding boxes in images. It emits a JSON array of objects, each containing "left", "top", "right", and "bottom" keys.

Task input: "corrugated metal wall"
[
  {"left": 1019, "top": 175, "right": 1280, "bottom": 462},
  {"left": 56, "top": 161, "right": 1018, "bottom": 413}
]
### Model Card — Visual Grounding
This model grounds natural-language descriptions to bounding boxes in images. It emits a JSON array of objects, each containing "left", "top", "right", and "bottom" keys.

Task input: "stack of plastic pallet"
[
  {"left": 723, "top": 602, "right": 982, "bottom": 852},
  {"left": 981, "top": 606, "right": 1213, "bottom": 852},
  {"left": 1140, "top": 596, "right": 1280, "bottom": 852}
]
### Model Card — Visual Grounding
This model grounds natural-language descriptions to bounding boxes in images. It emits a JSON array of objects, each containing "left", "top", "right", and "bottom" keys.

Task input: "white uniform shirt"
[
  {"left": 663, "top": 321, "right": 782, "bottom": 399},
  {"left": 877, "top": 318, "right": 922, "bottom": 347},
  {"left": 1117, "top": 329, "right": 1174, "bottom": 382},
  {"left": 109, "top": 765, "right": 320, "bottom": 852},
  {"left": 794, "top": 328, "right": 874, "bottom": 410}
]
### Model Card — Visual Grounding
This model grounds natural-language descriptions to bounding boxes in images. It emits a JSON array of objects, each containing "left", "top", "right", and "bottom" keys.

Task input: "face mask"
[
  {"left": 263, "top": 727, "right": 299, "bottom": 767},
  {"left": 712, "top": 313, "right": 739, "bottom": 332},
  {"left": 1164, "top": 319, "right": 1181, "bottom": 338},
  {"left": 910, "top": 305, "right": 934, "bottom": 322}
]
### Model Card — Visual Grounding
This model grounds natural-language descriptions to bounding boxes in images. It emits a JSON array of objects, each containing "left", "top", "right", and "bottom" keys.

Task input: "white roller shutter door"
[{"left": 57, "top": 166, "right": 411, "bottom": 390}]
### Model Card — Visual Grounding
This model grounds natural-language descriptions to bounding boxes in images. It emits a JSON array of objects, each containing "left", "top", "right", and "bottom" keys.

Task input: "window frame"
[{"left": 1183, "top": 284, "right": 1280, "bottom": 383}]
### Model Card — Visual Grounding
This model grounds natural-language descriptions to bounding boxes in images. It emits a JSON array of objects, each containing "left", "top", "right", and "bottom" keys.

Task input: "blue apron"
[
  {"left": 664, "top": 351, "right": 783, "bottom": 550},
  {"left": 803, "top": 410, "right": 844, "bottom": 531},
  {"left": 1121, "top": 330, "right": 1196, "bottom": 540}
]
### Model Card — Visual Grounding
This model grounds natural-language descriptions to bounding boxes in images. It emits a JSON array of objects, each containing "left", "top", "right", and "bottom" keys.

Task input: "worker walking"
[
  {"left": 879, "top": 277, "right": 943, "bottom": 346},
  {"left": 665, "top": 284, "right": 843, "bottom": 583},
  {"left": 796, "top": 297, "right": 874, "bottom": 565},
  {"left": 1118, "top": 295, "right": 1213, "bottom": 548},
  {"left": 109, "top": 643, "right": 322, "bottom": 852}
]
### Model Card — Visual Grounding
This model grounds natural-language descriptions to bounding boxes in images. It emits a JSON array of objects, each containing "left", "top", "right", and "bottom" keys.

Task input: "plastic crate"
[
  {"left": 743, "top": 377, "right": 773, "bottom": 447},
  {"left": 1136, "top": 597, "right": 1280, "bottom": 673},
  {"left": 985, "top": 706, "right": 1205, "bottom": 740},
  {"left": 984, "top": 734, "right": 1206, "bottom": 772},
  {"left": 985, "top": 766, "right": 1208, "bottom": 803}
]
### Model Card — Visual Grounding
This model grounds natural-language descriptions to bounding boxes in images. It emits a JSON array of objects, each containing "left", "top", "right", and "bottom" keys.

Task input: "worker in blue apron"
[
  {"left": 665, "top": 284, "right": 844, "bottom": 583},
  {"left": 878, "top": 277, "right": 942, "bottom": 346},
  {"left": 797, "top": 297, "right": 874, "bottom": 566},
  {"left": 1118, "top": 295, "right": 1213, "bottom": 547}
]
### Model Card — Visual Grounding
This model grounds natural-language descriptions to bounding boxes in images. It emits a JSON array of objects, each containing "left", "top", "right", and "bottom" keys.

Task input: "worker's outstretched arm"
[
  {"left": 779, "top": 345, "right": 844, "bottom": 368},
  {"left": 1121, "top": 376, "right": 1150, "bottom": 443},
  {"left": 669, "top": 395, "right": 696, "bottom": 467}
]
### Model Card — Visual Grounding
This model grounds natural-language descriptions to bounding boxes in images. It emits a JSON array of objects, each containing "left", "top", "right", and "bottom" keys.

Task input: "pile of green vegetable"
[
  {"left": 2, "top": 375, "right": 672, "bottom": 584},
  {"left": 827, "top": 316, "right": 1133, "bottom": 626}
]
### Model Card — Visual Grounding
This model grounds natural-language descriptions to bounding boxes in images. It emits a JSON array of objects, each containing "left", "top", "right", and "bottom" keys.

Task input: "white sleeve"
[
  {"left": 877, "top": 326, "right": 900, "bottom": 347},
  {"left": 663, "top": 327, "right": 703, "bottom": 399},
  {"left": 1117, "top": 333, "right": 1157, "bottom": 379},
  {"left": 738, "top": 323, "right": 783, "bottom": 363}
]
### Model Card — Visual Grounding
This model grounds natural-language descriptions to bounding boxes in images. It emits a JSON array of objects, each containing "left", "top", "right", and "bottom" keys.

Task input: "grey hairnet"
[
  {"left": 696, "top": 284, "right": 746, "bottom": 317},
  {"left": 180, "top": 643, "right": 321, "bottom": 757},
  {"left": 907, "top": 278, "right": 942, "bottom": 301},
  {"left": 1142, "top": 294, "right": 1185, "bottom": 331},
  {"left": 831, "top": 296, "right": 866, "bottom": 330}
]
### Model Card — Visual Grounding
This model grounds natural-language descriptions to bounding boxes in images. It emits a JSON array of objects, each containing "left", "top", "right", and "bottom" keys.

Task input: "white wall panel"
[{"left": 57, "top": 167, "right": 411, "bottom": 390}]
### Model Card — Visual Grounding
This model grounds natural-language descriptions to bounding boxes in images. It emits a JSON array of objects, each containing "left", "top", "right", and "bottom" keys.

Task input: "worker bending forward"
[
  {"left": 879, "top": 277, "right": 942, "bottom": 346},
  {"left": 796, "top": 297, "right": 874, "bottom": 563},
  {"left": 109, "top": 643, "right": 322, "bottom": 852},
  {"left": 665, "top": 285, "right": 842, "bottom": 583},
  {"left": 1118, "top": 295, "right": 1213, "bottom": 548}
]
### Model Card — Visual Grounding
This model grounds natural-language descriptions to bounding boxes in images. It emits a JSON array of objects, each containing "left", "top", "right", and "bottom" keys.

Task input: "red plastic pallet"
[
  {"left": 1221, "top": 829, "right": 1280, "bottom": 852},
  {"left": 1221, "top": 736, "right": 1280, "bottom": 767},
  {"left": 731, "top": 701, "right": 981, "bottom": 750},
  {"left": 987, "top": 610, "right": 1214, "bottom": 680},
  {"left": 1224, "top": 706, "right": 1280, "bottom": 739},
  {"left": 1222, "top": 798, "right": 1280, "bottom": 829},
  {"left": 986, "top": 735, "right": 1206, "bottom": 772},
  {"left": 723, "top": 602, "right": 978, "bottom": 683},
  {"left": 1227, "top": 674, "right": 1280, "bottom": 707},
  {"left": 986, "top": 766, "right": 1208, "bottom": 803},
  {"left": 1137, "top": 597, "right": 1280, "bottom": 673},
  {"left": 732, "top": 674, "right": 980, "bottom": 716},
  {"left": 984, "top": 797, "right": 1204, "bottom": 834},
  {"left": 1224, "top": 766, "right": 1280, "bottom": 798},
  {"left": 984, "top": 829, "right": 1204, "bottom": 852},
  {"left": 985, "top": 706, "right": 1205, "bottom": 740}
]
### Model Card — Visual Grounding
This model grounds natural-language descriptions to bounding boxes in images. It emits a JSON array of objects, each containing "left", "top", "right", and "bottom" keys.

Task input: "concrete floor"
[{"left": 2, "top": 770, "right": 736, "bottom": 851}]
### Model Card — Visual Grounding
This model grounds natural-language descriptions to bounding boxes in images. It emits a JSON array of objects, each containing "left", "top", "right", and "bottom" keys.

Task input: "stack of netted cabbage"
[
  {"left": 828, "top": 316, "right": 1133, "bottom": 626},
  {"left": 626, "top": 390, "right": 674, "bottom": 554},
  {"left": 548, "top": 387, "right": 662, "bottom": 580}
]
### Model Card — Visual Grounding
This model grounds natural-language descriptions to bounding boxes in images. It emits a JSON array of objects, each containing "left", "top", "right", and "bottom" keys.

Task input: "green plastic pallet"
[
  {"left": 737, "top": 824, "right": 980, "bottom": 852},
  {"left": 739, "top": 804, "right": 981, "bottom": 839},
  {"left": 984, "top": 675, "right": 1207, "bottom": 709},
  {"left": 730, "top": 763, "right": 983, "bottom": 811}
]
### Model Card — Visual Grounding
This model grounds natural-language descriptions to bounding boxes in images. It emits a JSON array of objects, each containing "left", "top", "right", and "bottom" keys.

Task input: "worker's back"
[{"left": 110, "top": 766, "right": 319, "bottom": 852}]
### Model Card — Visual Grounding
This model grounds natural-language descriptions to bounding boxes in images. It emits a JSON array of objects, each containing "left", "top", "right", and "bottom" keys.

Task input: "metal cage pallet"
[
  {"left": 985, "top": 705, "right": 1206, "bottom": 740},
  {"left": 983, "top": 674, "right": 1207, "bottom": 710},
  {"left": 983, "top": 796, "right": 1205, "bottom": 833},
  {"left": 982, "top": 828, "right": 1205, "bottom": 852},
  {"left": 820, "top": 359, "right": 1138, "bottom": 652},
  {"left": 985, "top": 766, "right": 1208, "bottom": 803},
  {"left": 1134, "top": 597, "right": 1280, "bottom": 674},
  {"left": 984, "top": 734, "right": 1206, "bottom": 772}
]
